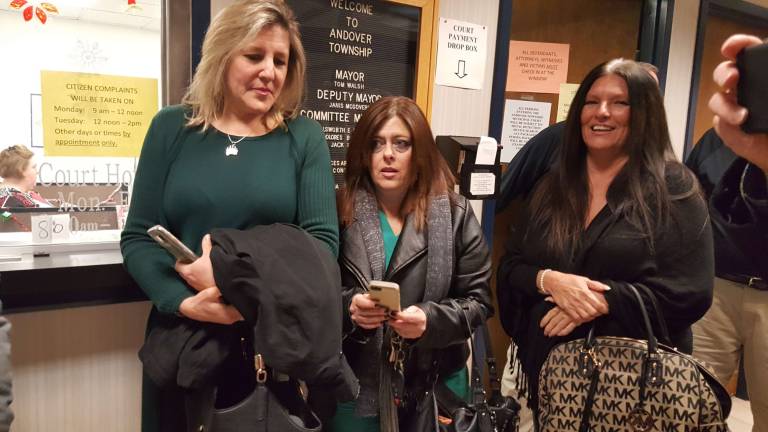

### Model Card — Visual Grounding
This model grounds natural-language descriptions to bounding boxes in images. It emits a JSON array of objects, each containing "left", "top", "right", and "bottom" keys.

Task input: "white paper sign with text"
[
  {"left": 476, "top": 136, "right": 498, "bottom": 165},
  {"left": 31, "top": 215, "right": 52, "bottom": 244},
  {"left": 51, "top": 214, "right": 71, "bottom": 242},
  {"left": 500, "top": 99, "right": 552, "bottom": 162},
  {"left": 435, "top": 18, "right": 488, "bottom": 90},
  {"left": 470, "top": 172, "right": 496, "bottom": 196}
]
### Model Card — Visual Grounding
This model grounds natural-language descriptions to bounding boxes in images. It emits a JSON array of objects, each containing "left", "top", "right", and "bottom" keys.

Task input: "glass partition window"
[{"left": 0, "top": 0, "right": 161, "bottom": 251}]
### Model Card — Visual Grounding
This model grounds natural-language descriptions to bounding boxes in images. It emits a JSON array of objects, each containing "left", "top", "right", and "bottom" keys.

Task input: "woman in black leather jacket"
[{"left": 330, "top": 96, "right": 493, "bottom": 431}]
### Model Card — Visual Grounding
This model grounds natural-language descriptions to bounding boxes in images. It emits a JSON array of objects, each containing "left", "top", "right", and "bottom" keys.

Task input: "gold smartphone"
[
  {"left": 147, "top": 225, "right": 199, "bottom": 264},
  {"left": 368, "top": 280, "right": 401, "bottom": 312}
]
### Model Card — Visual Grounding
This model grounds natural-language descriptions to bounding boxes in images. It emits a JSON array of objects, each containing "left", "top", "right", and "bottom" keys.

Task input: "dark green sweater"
[{"left": 121, "top": 105, "right": 338, "bottom": 314}]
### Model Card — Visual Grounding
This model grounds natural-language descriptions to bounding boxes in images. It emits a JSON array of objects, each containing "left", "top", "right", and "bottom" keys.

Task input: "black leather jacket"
[{"left": 340, "top": 194, "right": 493, "bottom": 382}]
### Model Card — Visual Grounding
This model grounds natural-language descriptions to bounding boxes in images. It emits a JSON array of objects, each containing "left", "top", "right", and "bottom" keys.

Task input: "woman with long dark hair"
[
  {"left": 497, "top": 59, "right": 714, "bottom": 421},
  {"left": 333, "top": 96, "right": 493, "bottom": 431}
]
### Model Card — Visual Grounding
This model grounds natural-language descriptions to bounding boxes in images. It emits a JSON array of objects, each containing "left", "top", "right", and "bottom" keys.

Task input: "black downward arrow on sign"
[{"left": 455, "top": 60, "right": 468, "bottom": 78}]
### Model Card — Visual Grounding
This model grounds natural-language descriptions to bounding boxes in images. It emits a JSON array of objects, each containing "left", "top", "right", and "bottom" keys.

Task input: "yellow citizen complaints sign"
[{"left": 41, "top": 71, "right": 158, "bottom": 157}]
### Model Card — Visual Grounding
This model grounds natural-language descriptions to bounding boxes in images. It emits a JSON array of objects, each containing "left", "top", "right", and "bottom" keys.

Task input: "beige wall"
[
  {"left": 8, "top": 302, "right": 150, "bottom": 432},
  {"left": 664, "top": 0, "right": 700, "bottom": 160},
  {"left": 429, "top": 0, "right": 499, "bottom": 139}
]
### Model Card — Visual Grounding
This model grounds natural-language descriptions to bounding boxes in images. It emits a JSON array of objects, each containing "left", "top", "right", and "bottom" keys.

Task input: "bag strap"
[
  {"left": 448, "top": 299, "right": 504, "bottom": 405},
  {"left": 632, "top": 283, "right": 672, "bottom": 346},
  {"left": 449, "top": 299, "right": 485, "bottom": 405},
  {"left": 583, "top": 284, "right": 659, "bottom": 355},
  {"left": 628, "top": 284, "right": 658, "bottom": 353},
  {"left": 477, "top": 322, "right": 505, "bottom": 404}
]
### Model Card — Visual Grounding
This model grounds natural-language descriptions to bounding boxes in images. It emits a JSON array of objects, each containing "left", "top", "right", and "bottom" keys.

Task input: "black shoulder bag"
[
  {"left": 185, "top": 352, "right": 322, "bottom": 432},
  {"left": 436, "top": 301, "right": 520, "bottom": 432}
]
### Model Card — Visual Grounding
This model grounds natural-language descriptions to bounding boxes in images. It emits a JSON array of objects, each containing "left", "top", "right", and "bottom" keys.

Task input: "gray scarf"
[{"left": 352, "top": 189, "right": 453, "bottom": 431}]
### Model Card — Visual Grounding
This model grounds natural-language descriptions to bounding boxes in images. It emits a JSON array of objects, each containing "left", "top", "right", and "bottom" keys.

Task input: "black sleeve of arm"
[
  {"left": 741, "top": 163, "right": 768, "bottom": 268},
  {"left": 684, "top": 129, "right": 712, "bottom": 172},
  {"left": 603, "top": 188, "right": 714, "bottom": 344},
  {"left": 496, "top": 209, "right": 545, "bottom": 339},
  {"left": 496, "top": 122, "right": 563, "bottom": 212},
  {"left": 340, "top": 265, "right": 367, "bottom": 337},
  {"left": 711, "top": 159, "right": 768, "bottom": 279}
]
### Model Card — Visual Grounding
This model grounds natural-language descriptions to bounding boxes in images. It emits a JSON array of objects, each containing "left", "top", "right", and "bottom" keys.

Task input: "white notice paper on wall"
[
  {"left": 475, "top": 136, "right": 498, "bottom": 165},
  {"left": 51, "top": 213, "right": 71, "bottom": 242},
  {"left": 31, "top": 215, "right": 52, "bottom": 244},
  {"left": 435, "top": 18, "right": 488, "bottom": 90},
  {"left": 499, "top": 99, "right": 552, "bottom": 162},
  {"left": 470, "top": 172, "right": 495, "bottom": 196}
]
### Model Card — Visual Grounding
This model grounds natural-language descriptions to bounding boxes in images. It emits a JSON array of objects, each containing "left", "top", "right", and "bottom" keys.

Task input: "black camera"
[{"left": 737, "top": 41, "right": 768, "bottom": 133}]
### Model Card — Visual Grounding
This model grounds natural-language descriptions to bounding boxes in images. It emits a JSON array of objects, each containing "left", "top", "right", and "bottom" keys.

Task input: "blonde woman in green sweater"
[{"left": 120, "top": 1, "right": 337, "bottom": 431}]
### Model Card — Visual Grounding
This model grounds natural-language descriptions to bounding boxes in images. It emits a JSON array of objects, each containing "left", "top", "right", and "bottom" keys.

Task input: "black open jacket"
[
  {"left": 340, "top": 194, "right": 493, "bottom": 390},
  {"left": 497, "top": 162, "right": 714, "bottom": 412}
]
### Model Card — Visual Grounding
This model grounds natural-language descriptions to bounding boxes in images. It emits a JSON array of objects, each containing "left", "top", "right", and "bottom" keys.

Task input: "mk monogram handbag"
[{"left": 538, "top": 285, "right": 730, "bottom": 432}]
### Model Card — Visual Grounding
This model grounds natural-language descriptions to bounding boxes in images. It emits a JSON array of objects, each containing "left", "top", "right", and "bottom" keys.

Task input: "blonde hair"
[
  {"left": 0, "top": 145, "right": 34, "bottom": 179},
  {"left": 182, "top": 0, "right": 306, "bottom": 130}
]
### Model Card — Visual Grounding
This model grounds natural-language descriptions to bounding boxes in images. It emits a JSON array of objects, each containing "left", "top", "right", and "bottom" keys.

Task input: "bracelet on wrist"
[{"left": 538, "top": 269, "right": 552, "bottom": 294}]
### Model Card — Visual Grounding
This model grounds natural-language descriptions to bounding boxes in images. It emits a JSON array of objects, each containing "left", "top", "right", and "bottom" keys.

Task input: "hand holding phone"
[
  {"left": 174, "top": 234, "right": 216, "bottom": 291},
  {"left": 368, "top": 280, "right": 401, "bottom": 312},
  {"left": 147, "top": 225, "right": 199, "bottom": 264},
  {"left": 710, "top": 35, "right": 768, "bottom": 172}
]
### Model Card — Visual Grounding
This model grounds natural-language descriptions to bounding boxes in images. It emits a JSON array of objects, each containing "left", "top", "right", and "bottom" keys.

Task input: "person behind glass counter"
[
  {"left": 332, "top": 96, "right": 493, "bottom": 431},
  {"left": 119, "top": 1, "right": 338, "bottom": 431},
  {"left": 496, "top": 59, "right": 714, "bottom": 422},
  {"left": 0, "top": 145, "right": 52, "bottom": 208}
]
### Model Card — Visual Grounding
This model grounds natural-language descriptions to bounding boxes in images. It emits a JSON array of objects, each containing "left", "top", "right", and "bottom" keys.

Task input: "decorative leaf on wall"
[
  {"left": 39, "top": 2, "right": 58, "bottom": 13},
  {"left": 10, "top": 1, "right": 58, "bottom": 24},
  {"left": 9, "top": 0, "right": 27, "bottom": 10},
  {"left": 23, "top": 4, "right": 33, "bottom": 20},
  {"left": 34, "top": 6, "right": 46, "bottom": 23},
  {"left": 125, "top": 0, "right": 141, "bottom": 12}
]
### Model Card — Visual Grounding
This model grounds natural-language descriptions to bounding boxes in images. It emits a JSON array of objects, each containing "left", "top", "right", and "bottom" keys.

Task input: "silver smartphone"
[
  {"left": 368, "top": 280, "right": 401, "bottom": 312},
  {"left": 147, "top": 225, "right": 199, "bottom": 264}
]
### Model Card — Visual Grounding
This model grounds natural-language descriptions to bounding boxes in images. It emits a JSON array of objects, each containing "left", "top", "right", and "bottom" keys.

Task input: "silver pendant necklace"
[{"left": 225, "top": 133, "right": 245, "bottom": 156}]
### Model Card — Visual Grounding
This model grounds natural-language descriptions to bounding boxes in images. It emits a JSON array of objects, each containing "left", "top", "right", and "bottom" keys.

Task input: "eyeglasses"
[{"left": 372, "top": 139, "right": 412, "bottom": 153}]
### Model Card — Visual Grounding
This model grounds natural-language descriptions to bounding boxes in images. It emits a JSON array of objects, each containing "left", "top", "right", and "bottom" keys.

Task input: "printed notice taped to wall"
[
  {"left": 500, "top": 99, "right": 551, "bottom": 163},
  {"left": 506, "top": 41, "right": 569, "bottom": 94},
  {"left": 40, "top": 71, "right": 158, "bottom": 157},
  {"left": 435, "top": 17, "right": 488, "bottom": 90},
  {"left": 556, "top": 83, "right": 580, "bottom": 122}
]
